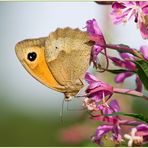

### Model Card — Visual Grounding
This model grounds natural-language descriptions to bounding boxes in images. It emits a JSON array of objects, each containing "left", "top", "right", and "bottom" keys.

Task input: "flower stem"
[
  {"left": 104, "top": 44, "right": 144, "bottom": 60},
  {"left": 113, "top": 88, "right": 148, "bottom": 101}
]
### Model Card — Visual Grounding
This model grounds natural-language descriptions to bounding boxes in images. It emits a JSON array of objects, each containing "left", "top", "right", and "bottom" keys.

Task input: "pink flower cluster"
[
  {"left": 84, "top": 16, "right": 148, "bottom": 146},
  {"left": 109, "top": 53, "right": 142, "bottom": 92},
  {"left": 111, "top": 2, "right": 148, "bottom": 39},
  {"left": 83, "top": 73, "right": 122, "bottom": 145},
  {"left": 83, "top": 72, "right": 148, "bottom": 146},
  {"left": 86, "top": 18, "right": 148, "bottom": 92}
]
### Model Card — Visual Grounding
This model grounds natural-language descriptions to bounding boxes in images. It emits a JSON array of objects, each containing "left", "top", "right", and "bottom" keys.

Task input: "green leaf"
[
  {"left": 134, "top": 60, "right": 148, "bottom": 90},
  {"left": 107, "top": 69, "right": 129, "bottom": 74},
  {"left": 105, "top": 112, "right": 148, "bottom": 123}
]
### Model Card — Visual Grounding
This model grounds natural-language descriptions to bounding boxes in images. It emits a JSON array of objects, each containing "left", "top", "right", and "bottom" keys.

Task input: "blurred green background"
[{"left": 0, "top": 2, "right": 147, "bottom": 146}]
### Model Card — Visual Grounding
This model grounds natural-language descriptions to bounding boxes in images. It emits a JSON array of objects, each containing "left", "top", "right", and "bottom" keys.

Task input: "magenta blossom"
[
  {"left": 92, "top": 100, "right": 120, "bottom": 124},
  {"left": 110, "top": 52, "right": 142, "bottom": 92},
  {"left": 111, "top": 2, "right": 148, "bottom": 39},
  {"left": 91, "top": 100, "right": 122, "bottom": 145},
  {"left": 83, "top": 73, "right": 146, "bottom": 146},
  {"left": 124, "top": 124, "right": 148, "bottom": 146},
  {"left": 91, "top": 124, "right": 122, "bottom": 145},
  {"left": 85, "top": 72, "right": 113, "bottom": 102},
  {"left": 86, "top": 19, "right": 106, "bottom": 67},
  {"left": 86, "top": 19, "right": 106, "bottom": 46},
  {"left": 90, "top": 99, "right": 146, "bottom": 146}
]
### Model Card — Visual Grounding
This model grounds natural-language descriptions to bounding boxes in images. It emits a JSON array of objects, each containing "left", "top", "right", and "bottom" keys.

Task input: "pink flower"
[
  {"left": 111, "top": 2, "right": 148, "bottom": 39},
  {"left": 85, "top": 72, "right": 113, "bottom": 102},
  {"left": 91, "top": 124, "right": 121, "bottom": 145},
  {"left": 86, "top": 19, "right": 106, "bottom": 67},
  {"left": 124, "top": 124, "right": 148, "bottom": 146},
  {"left": 90, "top": 99, "right": 146, "bottom": 146},
  {"left": 135, "top": 124, "right": 148, "bottom": 145},
  {"left": 110, "top": 53, "right": 142, "bottom": 92},
  {"left": 86, "top": 19, "right": 106, "bottom": 45},
  {"left": 83, "top": 73, "right": 146, "bottom": 146},
  {"left": 91, "top": 100, "right": 122, "bottom": 145},
  {"left": 92, "top": 100, "right": 120, "bottom": 124},
  {"left": 110, "top": 53, "right": 136, "bottom": 70}
]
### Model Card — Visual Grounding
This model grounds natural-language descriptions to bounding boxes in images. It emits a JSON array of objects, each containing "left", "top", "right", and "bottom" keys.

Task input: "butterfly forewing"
[
  {"left": 45, "top": 28, "right": 92, "bottom": 97},
  {"left": 15, "top": 37, "right": 66, "bottom": 92},
  {"left": 15, "top": 27, "right": 92, "bottom": 99}
]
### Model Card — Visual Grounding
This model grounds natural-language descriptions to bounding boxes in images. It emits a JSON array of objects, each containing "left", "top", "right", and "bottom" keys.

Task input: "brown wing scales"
[{"left": 45, "top": 28, "right": 92, "bottom": 88}]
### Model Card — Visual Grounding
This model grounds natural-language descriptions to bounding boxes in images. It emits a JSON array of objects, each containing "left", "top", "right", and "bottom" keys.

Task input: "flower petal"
[
  {"left": 86, "top": 82, "right": 101, "bottom": 91},
  {"left": 111, "top": 1, "right": 148, "bottom": 39},
  {"left": 91, "top": 45, "right": 103, "bottom": 64},
  {"left": 85, "top": 72, "right": 98, "bottom": 84},
  {"left": 92, "top": 125, "right": 113, "bottom": 145},
  {"left": 120, "top": 52, "right": 133, "bottom": 60},
  {"left": 140, "top": 45, "right": 148, "bottom": 60},
  {"left": 87, "top": 85, "right": 113, "bottom": 101},
  {"left": 139, "top": 22, "right": 148, "bottom": 39},
  {"left": 110, "top": 54, "right": 136, "bottom": 70},
  {"left": 141, "top": 2, "right": 148, "bottom": 14},
  {"left": 86, "top": 19, "right": 106, "bottom": 45},
  {"left": 111, "top": 2, "right": 131, "bottom": 24},
  {"left": 143, "top": 7, "right": 148, "bottom": 14},
  {"left": 112, "top": 2, "right": 126, "bottom": 9},
  {"left": 124, "top": 60, "right": 136, "bottom": 70},
  {"left": 109, "top": 99, "right": 120, "bottom": 112},
  {"left": 110, "top": 56, "right": 125, "bottom": 68},
  {"left": 136, "top": 124, "right": 148, "bottom": 132},
  {"left": 112, "top": 125, "right": 122, "bottom": 142},
  {"left": 115, "top": 72, "right": 133, "bottom": 83},
  {"left": 86, "top": 19, "right": 102, "bottom": 36},
  {"left": 85, "top": 73, "right": 113, "bottom": 102}
]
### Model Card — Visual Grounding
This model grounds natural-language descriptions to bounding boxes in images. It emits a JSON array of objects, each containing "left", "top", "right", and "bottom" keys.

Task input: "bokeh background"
[{"left": 0, "top": 2, "right": 147, "bottom": 146}]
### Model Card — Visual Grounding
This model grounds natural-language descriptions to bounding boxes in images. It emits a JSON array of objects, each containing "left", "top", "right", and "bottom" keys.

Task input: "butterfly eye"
[{"left": 27, "top": 52, "right": 37, "bottom": 61}]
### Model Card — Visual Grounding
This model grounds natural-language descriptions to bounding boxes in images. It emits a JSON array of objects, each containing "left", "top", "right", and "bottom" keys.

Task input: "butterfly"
[{"left": 15, "top": 27, "right": 92, "bottom": 100}]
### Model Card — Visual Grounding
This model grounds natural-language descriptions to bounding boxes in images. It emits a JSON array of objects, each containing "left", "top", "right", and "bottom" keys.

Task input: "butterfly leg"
[{"left": 66, "top": 100, "right": 84, "bottom": 111}]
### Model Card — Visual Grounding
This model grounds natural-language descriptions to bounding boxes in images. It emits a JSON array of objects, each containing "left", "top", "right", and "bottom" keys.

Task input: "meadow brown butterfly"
[{"left": 15, "top": 28, "right": 92, "bottom": 100}]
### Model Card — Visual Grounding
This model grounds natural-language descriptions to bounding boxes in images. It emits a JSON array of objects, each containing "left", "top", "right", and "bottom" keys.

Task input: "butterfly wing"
[
  {"left": 45, "top": 28, "right": 92, "bottom": 95},
  {"left": 15, "top": 37, "right": 66, "bottom": 92}
]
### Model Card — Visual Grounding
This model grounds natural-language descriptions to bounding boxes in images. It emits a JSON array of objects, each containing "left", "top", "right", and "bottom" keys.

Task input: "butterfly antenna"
[{"left": 60, "top": 98, "right": 65, "bottom": 124}]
